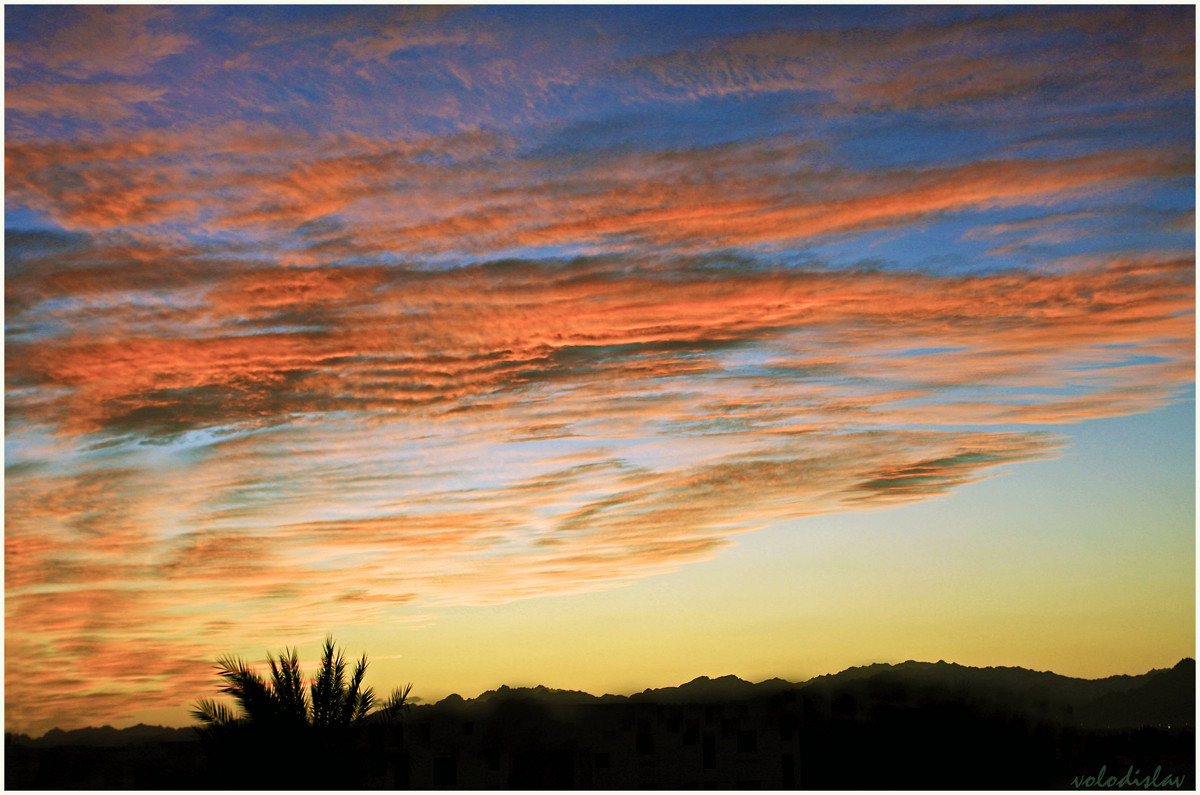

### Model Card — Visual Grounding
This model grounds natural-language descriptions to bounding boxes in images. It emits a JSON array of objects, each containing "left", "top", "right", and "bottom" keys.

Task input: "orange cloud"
[
  {"left": 7, "top": 115, "right": 1187, "bottom": 265},
  {"left": 509, "top": 149, "right": 1189, "bottom": 250},
  {"left": 6, "top": 246, "right": 1192, "bottom": 732},
  {"left": 7, "top": 252, "right": 1192, "bottom": 437}
]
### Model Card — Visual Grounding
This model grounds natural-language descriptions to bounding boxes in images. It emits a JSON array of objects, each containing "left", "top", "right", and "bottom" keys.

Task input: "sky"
[{"left": 3, "top": 5, "right": 1195, "bottom": 736}]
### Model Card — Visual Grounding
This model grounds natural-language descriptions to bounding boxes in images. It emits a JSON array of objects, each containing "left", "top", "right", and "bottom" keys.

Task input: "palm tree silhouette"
[
  {"left": 191, "top": 636, "right": 412, "bottom": 786},
  {"left": 192, "top": 635, "right": 411, "bottom": 730}
]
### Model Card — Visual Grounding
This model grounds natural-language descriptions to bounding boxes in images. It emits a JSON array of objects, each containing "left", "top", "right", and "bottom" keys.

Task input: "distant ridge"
[
  {"left": 441, "top": 657, "right": 1194, "bottom": 730},
  {"left": 11, "top": 658, "right": 1194, "bottom": 745},
  {"left": 7, "top": 723, "right": 196, "bottom": 748},
  {"left": 1076, "top": 657, "right": 1195, "bottom": 728}
]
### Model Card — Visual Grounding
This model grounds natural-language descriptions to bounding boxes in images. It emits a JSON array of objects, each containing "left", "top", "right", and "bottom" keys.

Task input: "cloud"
[
  {"left": 5, "top": 81, "right": 169, "bottom": 121},
  {"left": 5, "top": 6, "right": 1190, "bottom": 140},
  {"left": 5, "top": 246, "right": 1192, "bottom": 734},
  {"left": 6, "top": 6, "right": 193, "bottom": 79},
  {"left": 328, "top": 7, "right": 480, "bottom": 64},
  {"left": 3, "top": 5, "right": 1193, "bottom": 736},
  {"left": 235, "top": 140, "right": 1187, "bottom": 254},
  {"left": 7, "top": 248, "right": 1192, "bottom": 436},
  {"left": 618, "top": 7, "right": 1194, "bottom": 112},
  {"left": 5, "top": 134, "right": 204, "bottom": 229},
  {"left": 7, "top": 123, "right": 1187, "bottom": 258},
  {"left": 509, "top": 149, "right": 1189, "bottom": 250}
]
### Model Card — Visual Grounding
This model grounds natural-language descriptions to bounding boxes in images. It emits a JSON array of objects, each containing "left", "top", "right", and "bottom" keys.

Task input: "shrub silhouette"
[{"left": 192, "top": 636, "right": 411, "bottom": 788}]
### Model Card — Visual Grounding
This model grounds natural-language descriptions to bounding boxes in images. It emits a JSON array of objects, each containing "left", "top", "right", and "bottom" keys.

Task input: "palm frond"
[
  {"left": 215, "top": 653, "right": 278, "bottom": 725},
  {"left": 311, "top": 635, "right": 349, "bottom": 726},
  {"left": 374, "top": 683, "right": 413, "bottom": 723},
  {"left": 269, "top": 646, "right": 309, "bottom": 724},
  {"left": 344, "top": 654, "right": 374, "bottom": 725},
  {"left": 191, "top": 697, "right": 239, "bottom": 727}
]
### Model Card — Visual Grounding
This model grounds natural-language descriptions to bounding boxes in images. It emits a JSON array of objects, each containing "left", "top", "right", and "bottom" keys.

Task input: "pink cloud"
[
  {"left": 7, "top": 6, "right": 193, "bottom": 79},
  {"left": 5, "top": 82, "right": 169, "bottom": 121}
]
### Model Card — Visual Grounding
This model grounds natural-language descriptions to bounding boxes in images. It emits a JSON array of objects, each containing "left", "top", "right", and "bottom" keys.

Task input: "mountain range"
[{"left": 11, "top": 656, "right": 1192, "bottom": 747}]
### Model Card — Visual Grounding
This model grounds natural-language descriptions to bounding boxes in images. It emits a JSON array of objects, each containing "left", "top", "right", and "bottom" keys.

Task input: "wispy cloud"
[
  {"left": 7, "top": 6, "right": 193, "bottom": 79},
  {"left": 6, "top": 245, "right": 1192, "bottom": 730},
  {"left": 7, "top": 126, "right": 1189, "bottom": 259},
  {"left": 328, "top": 7, "right": 481, "bottom": 64},
  {"left": 8, "top": 247, "right": 1192, "bottom": 431},
  {"left": 5, "top": 81, "right": 169, "bottom": 121},
  {"left": 619, "top": 7, "right": 1194, "bottom": 111}
]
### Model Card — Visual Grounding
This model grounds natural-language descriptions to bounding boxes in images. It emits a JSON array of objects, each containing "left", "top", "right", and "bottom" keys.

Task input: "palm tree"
[
  {"left": 192, "top": 636, "right": 412, "bottom": 787},
  {"left": 310, "top": 636, "right": 373, "bottom": 727},
  {"left": 192, "top": 635, "right": 411, "bottom": 730}
]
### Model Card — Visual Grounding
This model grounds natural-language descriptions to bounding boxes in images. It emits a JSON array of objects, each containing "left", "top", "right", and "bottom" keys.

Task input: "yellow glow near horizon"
[{"left": 106, "top": 405, "right": 1193, "bottom": 732}]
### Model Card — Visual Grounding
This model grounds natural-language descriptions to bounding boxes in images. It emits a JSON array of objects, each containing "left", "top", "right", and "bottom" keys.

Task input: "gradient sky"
[{"left": 4, "top": 5, "right": 1195, "bottom": 736}]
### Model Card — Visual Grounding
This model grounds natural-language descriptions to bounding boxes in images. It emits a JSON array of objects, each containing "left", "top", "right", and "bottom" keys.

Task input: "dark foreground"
[{"left": 7, "top": 658, "right": 1194, "bottom": 789}]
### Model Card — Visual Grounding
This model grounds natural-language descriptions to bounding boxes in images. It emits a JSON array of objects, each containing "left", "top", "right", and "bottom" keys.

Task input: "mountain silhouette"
[
  {"left": 444, "top": 658, "right": 1193, "bottom": 731},
  {"left": 798, "top": 658, "right": 1192, "bottom": 728},
  {"left": 628, "top": 674, "right": 792, "bottom": 704},
  {"left": 8, "top": 658, "right": 1194, "bottom": 789},
  {"left": 8, "top": 723, "right": 198, "bottom": 748},
  {"left": 1076, "top": 658, "right": 1195, "bottom": 729}
]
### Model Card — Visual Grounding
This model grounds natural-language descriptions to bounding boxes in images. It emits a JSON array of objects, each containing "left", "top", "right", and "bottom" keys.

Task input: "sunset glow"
[{"left": 5, "top": 6, "right": 1194, "bottom": 737}]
